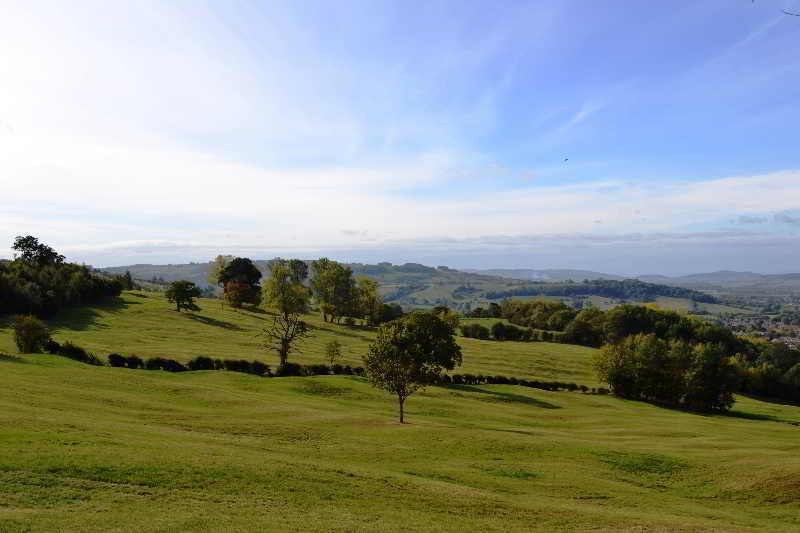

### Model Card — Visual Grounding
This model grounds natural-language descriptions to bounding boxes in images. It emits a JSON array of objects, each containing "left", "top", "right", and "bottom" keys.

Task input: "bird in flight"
[
  {"left": 783, "top": 9, "right": 800, "bottom": 16},
  {"left": 563, "top": 157, "right": 569, "bottom": 162}
]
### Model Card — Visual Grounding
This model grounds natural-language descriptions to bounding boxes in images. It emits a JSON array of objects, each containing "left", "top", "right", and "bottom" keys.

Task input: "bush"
[
  {"left": 223, "top": 359, "right": 248, "bottom": 373},
  {"left": 275, "top": 362, "right": 304, "bottom": 377},
  {"left": 331, "top": 364, "right": 345, "bottom": 375},
  {"left": 304, "top": 364, "right": 331, "bottom": 376},
  {"left": 188, "top": 356, "right": 215, "bottom": 371},
  {"left": 108, "top": 353, "right": 126, "bottom": 367},
  {"left": 55, "top": 341, "right": 104, "bottom": 366},
  {"left": 126, "top": 355, "right": 144, "bottom": 369},
  {"left": 251, "top": 360, "right": 270, "bottom": 377},
  {"left": 12, "top": 315, "right": 50, "bottom": 353},
  {"left": 43, "top": 339, "right": 62, "bottom": 354},
  {"left": 353, "top": 366, "right": 365, "bottom": 377}
]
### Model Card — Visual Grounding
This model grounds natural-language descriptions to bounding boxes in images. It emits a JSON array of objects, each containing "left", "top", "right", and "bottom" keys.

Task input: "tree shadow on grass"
[
  {"left": 48, "top": 297, "right": 139, "bottom": 332},
  {"left": 444, "top": 384, "right": 561, "bottom": 409},
  {"left": 0, "top": 353, "right": 27, "bottom": 364},
  {"left": 312, "top": 325, "right": 373, "bottom": 340},
  {"left": 724, "top": 409, "right": 800, "bottom": 427},
  {"left": 184, "top": 313, "right": 245, "bottom": 331}
]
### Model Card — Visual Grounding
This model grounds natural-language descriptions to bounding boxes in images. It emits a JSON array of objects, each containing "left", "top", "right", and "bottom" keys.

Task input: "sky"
[{"left": 1, "top": 0, "right": 799, "bottom": 275}]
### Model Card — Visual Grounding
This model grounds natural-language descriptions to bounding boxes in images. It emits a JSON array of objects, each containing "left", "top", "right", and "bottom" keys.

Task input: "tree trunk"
[
  {"left": 176, "top": 301, "right": 181, "bottom": 312},
  {"left": 398, "top": 395, "right": 404, "bottom": 423}
]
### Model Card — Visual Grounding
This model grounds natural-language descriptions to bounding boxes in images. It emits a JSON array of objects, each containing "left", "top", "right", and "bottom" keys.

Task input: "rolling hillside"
[
  {"left": 100, "top": 262, "right": 749, "bottom": 316},
  {"left": 1, "top": 297, "right": 799, "bottom": 531},
  {"left": 0, "top": 292, "right": 598, "bottom": 385}
]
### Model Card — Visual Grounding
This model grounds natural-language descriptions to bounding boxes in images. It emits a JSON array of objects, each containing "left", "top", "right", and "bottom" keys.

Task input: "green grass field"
[
  {"left": 1, "top": 293, "right": 799, "bottom": 531},
  {"left": 0, "top": 292, "right": 598, "bottom": 385}
]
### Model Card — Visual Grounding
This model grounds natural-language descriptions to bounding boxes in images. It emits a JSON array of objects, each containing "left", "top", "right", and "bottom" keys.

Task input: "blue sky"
[{"left": 1, "top": 0, "right": 799, "bottom": 274}]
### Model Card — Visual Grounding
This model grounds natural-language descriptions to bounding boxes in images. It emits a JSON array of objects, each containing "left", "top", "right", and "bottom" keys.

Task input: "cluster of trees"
[
  {"left": 594, "top": 334, "right": 739, "bottom": 412},
  {"left": 0, "top": 236, "right": 122, "bottom": 317},
  {"left": 731, "top": 340, "right": 800, "bottom": 402},
  {"left": 468, "top": 299, "right": 800, "bottom": 406},
  {"left": 485, "top": 279, "right": 717, "bottom": 304}
]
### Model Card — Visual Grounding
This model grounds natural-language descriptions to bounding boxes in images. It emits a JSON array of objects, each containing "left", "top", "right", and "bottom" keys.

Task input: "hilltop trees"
[
  {"left": 1, "top": 236, "right": 122, "bottom": 317},
  {"left": 310, "top": 258, "right": 357, "bottom": 323},
  {"left": 219, "top": 257, "right": 262, "bottom": 308},
  {"left": 165, "top": 280, "right": 202, "bottom": 312},
  {"left": 363, "top": 311, "right": 462, "bottom": 423},
  {"left": 12, "top": 235, "right": 64, "bottom": 266},
  {"left": 357, "top": 276, "right": 382, "bottom": 326}
]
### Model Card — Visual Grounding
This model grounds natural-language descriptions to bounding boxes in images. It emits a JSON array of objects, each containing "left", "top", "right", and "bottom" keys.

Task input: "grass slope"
[
  {"left": 0, "top": 292, "right": 599, "bottom": 385},
  {"left": 1, "top": 353, "right": 799, "bottom": 532}
]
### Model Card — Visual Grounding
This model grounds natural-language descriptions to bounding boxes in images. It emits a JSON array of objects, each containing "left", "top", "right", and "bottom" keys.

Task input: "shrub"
[
  {"left": 108, "top": 353, "right": 126, "bottom": 367},
  {"left": 12, "top": 315, "right": 50, "bottom": 353},
  {"left": 126, "top": 355, "right": 144, "bottom": 369},
  {"left": 250, "top": 360, "right": 270, "bottom": 377},
  {"left": 331, "top": 364, "right": 345, "bottom": 375},
  {"left": 342, "top": 365, "right": 354, "bottom": 375},
  {"left": 56, "top": 341, "right": 103, "bottom": 366},
  {"left": 223, "top": 359, "right": 253, "bottom": 373},
  {"left": 304, "top": 364, "right": 331, "bottom": 376},
  {"left": 275, "top": 362, "right": 304, "bottom": 377},
  {"left": 43, "top": 339, "right": 62, "bottom": 354},
  {"left": 188, "top": 356, "right": 215, "bottom": 371},
  {"left": 353, "top": 366, "right": 365, "bottom": 377}
]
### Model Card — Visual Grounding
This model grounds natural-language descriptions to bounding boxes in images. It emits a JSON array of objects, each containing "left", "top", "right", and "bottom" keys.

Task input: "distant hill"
[
  {"left": 101, "top": 261, "right": 742, "bottom": 314},
  {"left": 465, "top": 268, "right": 624, "bottom": 281}
]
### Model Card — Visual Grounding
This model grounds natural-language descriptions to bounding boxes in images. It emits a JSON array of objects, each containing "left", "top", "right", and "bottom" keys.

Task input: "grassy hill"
[
  {"left": 0, "top": 292, "right": 598, "bottom": 385},
  {"left": 1, "top": 293, "right": 800, "bottom": 531},
  {"left": 2, "top": 355, "right": 799, "bottom": 531}
]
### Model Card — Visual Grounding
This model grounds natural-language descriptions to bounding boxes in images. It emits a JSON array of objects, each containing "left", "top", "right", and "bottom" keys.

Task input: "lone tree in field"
[
  {"left": 165, "top": 280, "right": 202, "bottom": 312},
  {"left": 325, "top": 340, "right": 343, "bottom": 366},
  {"left": 363, "top": 311, "right": 462, "bottom": 423},
  {"left": 262, "top": 260, "right": 311, "bottom": 368}
]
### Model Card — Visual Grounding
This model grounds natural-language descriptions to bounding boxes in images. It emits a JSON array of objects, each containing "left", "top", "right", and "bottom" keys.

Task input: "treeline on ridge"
[
  {"left": 0, "top": 236, "right": 127, "bottom": 317},
  {"left": 484, "top": 278, "right": 717, "bottom": 304}
]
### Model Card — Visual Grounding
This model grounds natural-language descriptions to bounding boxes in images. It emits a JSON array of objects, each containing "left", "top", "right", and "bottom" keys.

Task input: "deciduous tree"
[{"left": 363, "top": 312, "right": 462, "bottom": 423}]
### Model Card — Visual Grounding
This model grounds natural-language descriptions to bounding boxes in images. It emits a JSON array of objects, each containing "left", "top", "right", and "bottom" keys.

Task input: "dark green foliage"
[
  {"left": 304, "top": 364, "right": 332, "bottom": 376},
  {"left": 165, "top": 280, "right": 202, "bottom": 312},
  {"left": 12, "top": 315, "right": 50, "bottom": 353},
  {"left": 0, "top": 253, "right": 122, "bottom": 317},
  {"left": 144, "top": 358, "right": 187, "bottom": 372},
  {"left": 363, "top": 311, "right": 462, "bottom": 422},
  {"left": 50, "top": 341, "right": 104, "bottom": 366},
  {"left": 107, "top": 353, "right": 126, "bottom": 367},
  {"left": 594, "top": 334, "right": 739, "bottom": 412},
  {"left": 12, "top": 235, "right": 64, "bottom": 266},
  {"left": 377, "top": 303, "right": 404, "bottom": 324},
  {"left": 485, "top": 279, "right": 717, "bottom": 303},
  {"left": 188, "top": 356, "right": 215, "bottom": 371},
  {"left": 125, "top": 355, "right": 144, "bottom": 369},
  {"left": 460, "top": 323, "right": 491, "bottom": 339},
  {"left": 219, "top": 258, "right": 262, "bottom": 308},
  {"left": 275, "top": 362, "right": 305, "bottom": 377}
]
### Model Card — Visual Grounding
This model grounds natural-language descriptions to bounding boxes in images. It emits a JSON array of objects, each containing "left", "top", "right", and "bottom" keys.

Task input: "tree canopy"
[
  {"left": 363, "top": 311, "right": 462, "bottom": 423},
  {"left": 165, "top": 280, "right": 202, "bottom": 312}
]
